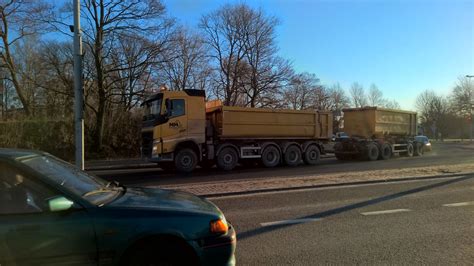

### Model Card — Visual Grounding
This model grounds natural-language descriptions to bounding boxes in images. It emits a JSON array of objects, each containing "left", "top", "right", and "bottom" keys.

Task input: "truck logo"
[{"left": 169, "top": 121, "right": 181, "bottom": 129}]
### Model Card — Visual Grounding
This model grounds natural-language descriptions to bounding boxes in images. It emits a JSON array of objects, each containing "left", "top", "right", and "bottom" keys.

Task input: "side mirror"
[
  {"left": 164, "top": 99, "right": 171, "bottom": 117},
  {"left": 48, "top": 196, "right": 75, "bottom": 212}
]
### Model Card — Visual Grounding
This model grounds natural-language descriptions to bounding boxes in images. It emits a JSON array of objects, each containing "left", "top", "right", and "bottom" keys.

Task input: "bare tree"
[
  {"left": 0, "top": 0, "right": 53, "bottom": 115},
  {"left": 160, "top": 28, "right": 211, "bottom": 91},
  {"left": 57, "top": 0, "right": 174, "bottom": 151},
  {"left": 349, "top": 82, "right": 367, "bottom": 107},
  {"left": 283, "top": 72, "right": 318, "bottom": 110},
  {"left": 367, "top": 83, "right": 384, "bottom": 106},
  {"left": 451, "top": 76, "right": 473, "bottom": 118},
  {"left": 200, "top": 4, "right": 248, "bottom": 106},
  {"left": 416, "top": 90, "right": 449, "bottom": 138}
]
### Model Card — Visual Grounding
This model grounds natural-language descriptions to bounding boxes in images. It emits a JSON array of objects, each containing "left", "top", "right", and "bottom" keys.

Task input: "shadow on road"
[{"left": 237, "top": 174, "right": 474, "bottom": 241}]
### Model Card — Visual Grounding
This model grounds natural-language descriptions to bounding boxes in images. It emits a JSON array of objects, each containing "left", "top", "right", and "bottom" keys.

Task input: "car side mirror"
[{"left": 48, "top": 196, "right": 75, "bottom": 212}]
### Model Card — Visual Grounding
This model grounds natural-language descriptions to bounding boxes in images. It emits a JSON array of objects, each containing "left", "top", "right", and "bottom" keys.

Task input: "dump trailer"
[
  {"left": 334, "top": 107, "right": 422, "bottom": 161},
  {"left": 141, "top": 89, "right": 333, "bottom": 172}
]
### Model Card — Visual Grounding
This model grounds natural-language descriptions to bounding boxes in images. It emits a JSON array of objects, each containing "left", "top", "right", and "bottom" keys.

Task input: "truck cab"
[{"left": 141, "top": 89, "right": 206, "bottom": 171}]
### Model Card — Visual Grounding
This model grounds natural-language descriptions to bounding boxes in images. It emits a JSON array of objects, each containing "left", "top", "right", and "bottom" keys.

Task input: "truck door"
[{"left": 162, "top": 98, "right": 188, "bottom": 154}]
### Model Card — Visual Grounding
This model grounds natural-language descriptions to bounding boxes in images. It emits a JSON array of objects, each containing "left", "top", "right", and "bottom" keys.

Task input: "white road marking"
[
  {"left": 442, "top": 201, "right": 474, "bottom": 207},
  {"left": 360, "top": 209, "right": 411, "bottom": 216},
  {"left": 260, "top": 218, "right": 322, "bottom": 227}
]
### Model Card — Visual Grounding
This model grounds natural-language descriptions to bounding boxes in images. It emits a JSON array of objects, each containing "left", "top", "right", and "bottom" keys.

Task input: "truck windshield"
[{"left": 143, "top": 95, "right": 163, "bottom": 120}]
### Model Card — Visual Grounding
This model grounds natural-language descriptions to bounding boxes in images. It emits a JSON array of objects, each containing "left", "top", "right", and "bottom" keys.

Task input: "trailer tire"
[
  {"left": 406, "top": 143, "right": 414, "bottom": 157},
  {"left": 366, "top": 143, "right": 379, "bottom": 161},
  {"left": 304, "top": 145, "right": 321, "bottom": 165},
  {"left": 261, "top": 145, "right": 281, "bottom": 168},
  {"left": 217, "top": 147, "right": 239, "bottom": 171},
  {"left": 414, "top": 143, "right": 424, "bottom": 157},
  {"left": 174, "top": 148, "right": 198, "bottom": 173},
  {"left": 379, "top": 143, "right": 392, "bottom": 160},
  {"left": 284, "top": 145, "right": 302, "bottom": 167}
]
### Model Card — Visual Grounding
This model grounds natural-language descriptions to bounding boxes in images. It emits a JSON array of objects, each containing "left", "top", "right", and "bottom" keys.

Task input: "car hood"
[{"left": 106, "top": 186, "right": 222, "bottom": 216}]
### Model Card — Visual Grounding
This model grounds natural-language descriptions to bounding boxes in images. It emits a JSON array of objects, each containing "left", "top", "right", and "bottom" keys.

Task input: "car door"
[{"left": 0, "top": 162, "right": 97, "bottom": 265}]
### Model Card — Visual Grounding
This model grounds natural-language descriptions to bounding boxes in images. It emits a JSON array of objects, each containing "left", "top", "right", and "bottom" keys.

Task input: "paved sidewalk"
[{"left": 155, "top": 163, "right": 474, "bottom": 197}]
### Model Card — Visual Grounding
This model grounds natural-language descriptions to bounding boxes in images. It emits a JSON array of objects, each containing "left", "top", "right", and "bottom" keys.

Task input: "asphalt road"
[
  {"left": 210, "top": 174, "right": 474, "bottom": 265},
  {"left": 92, "top": 142, "right": 474, "bottom": 186}
]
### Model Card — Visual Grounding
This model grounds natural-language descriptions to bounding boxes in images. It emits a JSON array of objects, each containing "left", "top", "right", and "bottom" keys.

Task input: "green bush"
[{"left": 0, "top": 120, "right": 75, "bottom": 160}]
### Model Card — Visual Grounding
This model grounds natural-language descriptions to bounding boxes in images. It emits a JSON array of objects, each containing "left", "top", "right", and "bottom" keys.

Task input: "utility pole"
[
  {"left": 73, "top": 0, "right": 84, "bottom": 169},
  {"left": 466, "top": 75, "right": 473, "bottom": 143}
]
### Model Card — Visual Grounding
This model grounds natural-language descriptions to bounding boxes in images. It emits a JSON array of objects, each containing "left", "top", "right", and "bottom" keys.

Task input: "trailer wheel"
[
  {"left": 304, "top": 145, "right": 320, "bottom": 165},
  {"left": 174, "top": 148, "right": 198, "bottom": 173},
  {"left": 284, "top": 145, "right": 302, "bottom": 167},
  {"left": 261, "top": 145, "right": 281, "bottom": 168},
  {"left": 414, "top": 143, "right": 424, "bottom": 156},
  {"left": 379, "top": 143, "right": 392, "bottom": 160},
  {"left": 217, "top": 147, "right": 238, "bottom": 171},
  {"left": 366, "top": 143, "right": 379, "bottom": 161},
  {"left": 405, "top": 143, "right": 414, "bottom": 157}
]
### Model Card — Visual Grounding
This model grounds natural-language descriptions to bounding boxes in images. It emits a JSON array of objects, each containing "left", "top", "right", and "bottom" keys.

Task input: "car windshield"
[{"left": 18, "top": 154, "right": 122, "bottom": 205}]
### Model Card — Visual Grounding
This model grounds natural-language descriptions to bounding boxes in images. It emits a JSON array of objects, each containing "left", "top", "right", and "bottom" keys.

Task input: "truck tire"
[
  {"left": 366, "top": 143, "right": 379, "bottom": 161},
  {"left": 379, "top": 143, "right": 392, "bottom": 160},
  {"left": 414, "top": 143, "right": 424, "bottom": 156},
  {"left": 261, "top": 145, "right": 281, "bottom": 168},
  {"left": 174, "top": 148, "right": 198, "bottom": 173},
  {"left": 284, "top": 145, "right": 302, "bottom": 167},
  {"left": 304, "top": 145, "right": 320, "bottom": 165},
  {"left": 405, "top": 143, "right": 414, "bottom": 157},
  {"left": 217, "top": 147, "right": 238, "bottom": 171}
]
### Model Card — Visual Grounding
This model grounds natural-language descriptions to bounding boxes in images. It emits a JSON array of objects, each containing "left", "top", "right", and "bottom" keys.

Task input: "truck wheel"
[
  {"left": 174, "top": 148, "right": 198, "bottom": 173},
  {"left": 304, "top": 145, "right": 320, "bottom": 165},
  {"left": 379, "top": 143, "right": 392, "bottom": 160},
  {"left": 405, "top": 143, "right": 414, "bottom": 157},
  {"left": 284, "top": 145, "right": 302, "bottom": 167},
  {"left": 261, "top": 145, "right": 281, "bottom": 168},
  {"left": 366, "top": 143, "right": 379, "bottom": 161},
  {"left": 414, "top": 143, "right": 424, "bottom": 156},
  {"left": 217, "top": 147, "right": 238, "bottom": 171}
]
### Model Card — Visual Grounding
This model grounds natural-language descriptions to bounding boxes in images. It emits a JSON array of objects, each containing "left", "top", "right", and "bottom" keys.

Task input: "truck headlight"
[{"left": 152, "top": 140, "right": 161, "bottom": 157}]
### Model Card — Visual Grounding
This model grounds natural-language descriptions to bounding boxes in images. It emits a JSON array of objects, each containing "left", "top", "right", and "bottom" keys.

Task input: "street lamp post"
[{"left": 73, "top": 0, "right": 84, "bottom": 169}]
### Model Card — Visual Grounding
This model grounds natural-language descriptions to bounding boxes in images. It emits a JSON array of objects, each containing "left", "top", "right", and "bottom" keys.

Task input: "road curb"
[{"left": 203, "top": 172, "right": 474, "bottom": 198}]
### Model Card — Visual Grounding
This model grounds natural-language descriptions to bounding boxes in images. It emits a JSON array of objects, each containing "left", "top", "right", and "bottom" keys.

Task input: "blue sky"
[{"left": 163, "top": 0, "right": 473, "bottom": 110}]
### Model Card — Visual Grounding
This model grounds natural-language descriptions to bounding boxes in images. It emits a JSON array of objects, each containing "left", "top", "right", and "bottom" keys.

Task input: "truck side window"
[{"left": 170, "top": 99, "right": 185, "bottom": 117}]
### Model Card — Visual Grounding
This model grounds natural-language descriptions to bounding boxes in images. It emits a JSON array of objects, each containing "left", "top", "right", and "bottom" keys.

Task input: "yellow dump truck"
[
  {"left": 334, "top": 107, "right": 422, "bottom": 161},
  {"left": 141, "top": 89, "right": 333, "bottom": 172}
]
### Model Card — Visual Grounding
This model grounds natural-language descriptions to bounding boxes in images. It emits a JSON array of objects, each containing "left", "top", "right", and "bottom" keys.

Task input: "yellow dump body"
[
  {"left": 343, "top": 107, "right": 417, "bottom": 138},
  {"left": 206, "top": 101, "right": 332, "bottom": 140}
]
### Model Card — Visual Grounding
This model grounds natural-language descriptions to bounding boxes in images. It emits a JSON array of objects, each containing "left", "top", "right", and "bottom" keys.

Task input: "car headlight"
[
  {"left": 426, "top": 143, "right": 431, "bottom": 146},
  {"left": 210, "top": 218, "right": 228, "bottom": 235}
]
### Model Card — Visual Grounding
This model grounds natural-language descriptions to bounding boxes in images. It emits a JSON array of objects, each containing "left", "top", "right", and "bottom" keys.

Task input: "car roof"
[{"left": 0, "top": 148, "right": 43, "bottom": 160}]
